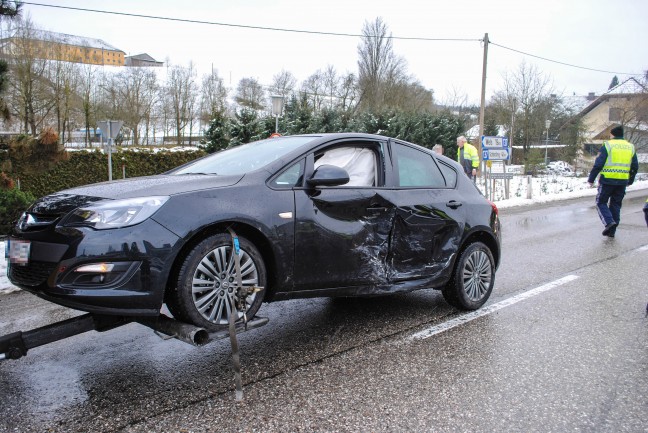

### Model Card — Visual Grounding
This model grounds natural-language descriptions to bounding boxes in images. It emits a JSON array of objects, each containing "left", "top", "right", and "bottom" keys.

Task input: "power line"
[
  {"left": 20, "top": 2, "right": 479, "bottom": 42},
  {"left": 490, "top": 41, "right": 642, "bottom": 76},
  {"left": 20, "top": 2, "right": 644, "bottom": 77}
]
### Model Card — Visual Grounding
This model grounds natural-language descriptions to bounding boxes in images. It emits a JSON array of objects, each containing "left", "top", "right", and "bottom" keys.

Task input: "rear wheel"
[
  {"left": 167, "top": 233, "right": 266, "bottom": 331},
  {"left": 442, "top": 241, "right": 494, "bottom": 310}
]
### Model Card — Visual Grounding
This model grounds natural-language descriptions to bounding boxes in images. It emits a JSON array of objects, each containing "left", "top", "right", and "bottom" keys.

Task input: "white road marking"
[
  {"left": 637, "top": 245, "right": 648, "bottom": 252},
  {"left": 408, "top": 275, "right": 580, "bottom": 341}
]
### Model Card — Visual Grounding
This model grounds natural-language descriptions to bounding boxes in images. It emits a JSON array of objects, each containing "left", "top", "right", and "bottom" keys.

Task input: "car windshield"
[{"left": 171, "top": 136, "right": 318, "bottom": 176}]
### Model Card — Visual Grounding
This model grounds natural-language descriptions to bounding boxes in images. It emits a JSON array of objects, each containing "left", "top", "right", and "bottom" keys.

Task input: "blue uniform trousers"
[{"left": 596, "top": 183, "right": 626, "bottom": 227}]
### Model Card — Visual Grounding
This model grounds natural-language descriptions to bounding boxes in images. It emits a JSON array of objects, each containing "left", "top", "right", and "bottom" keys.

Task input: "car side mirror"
[{"left": 306, "top": 164, "right": 350, "bottom": 187}]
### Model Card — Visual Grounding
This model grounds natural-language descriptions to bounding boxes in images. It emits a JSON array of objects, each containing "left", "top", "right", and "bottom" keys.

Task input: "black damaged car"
[{"left": 7, "top": 133, "right": 501, "bottom": 331}]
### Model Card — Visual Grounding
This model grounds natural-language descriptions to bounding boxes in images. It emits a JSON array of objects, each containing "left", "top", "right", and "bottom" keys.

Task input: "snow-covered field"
[
  {"left": 2, "top": 175, "right": 648, "bottom": 295},
  {"left": 483, "top": 173, "right": 648, "bottom": 209}
]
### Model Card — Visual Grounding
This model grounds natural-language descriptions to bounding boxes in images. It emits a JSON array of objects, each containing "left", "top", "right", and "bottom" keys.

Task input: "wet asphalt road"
[{"left": 1, "top": 190, "right": 647, "bottom": 433}]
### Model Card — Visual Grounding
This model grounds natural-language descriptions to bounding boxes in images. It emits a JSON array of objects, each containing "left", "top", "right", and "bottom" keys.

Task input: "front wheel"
[
  {"left": 166, "top": 233, "right": 266, "bottom": 331},
  {"left": 442, "top": 241, "right": 494, "bottom": 310}
]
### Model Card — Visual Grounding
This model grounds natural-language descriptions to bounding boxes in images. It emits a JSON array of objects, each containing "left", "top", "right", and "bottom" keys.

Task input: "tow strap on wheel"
[
  {"left": 227, "top": 227, "right": 247, "bottom": 402},
  {"left": 228, "top": 298, "right": 244, "bottom": 402}
]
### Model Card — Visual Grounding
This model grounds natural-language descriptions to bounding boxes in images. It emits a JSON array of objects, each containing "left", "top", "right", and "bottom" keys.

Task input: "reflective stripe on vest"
[{"left": 601, "top": 139, "right": 635, "bottom": 180}]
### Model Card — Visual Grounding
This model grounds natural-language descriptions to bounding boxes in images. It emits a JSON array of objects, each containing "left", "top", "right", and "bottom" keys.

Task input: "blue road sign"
[
  {"left": 482, "top": 147, "right": 510, "bottom": 161},
  {"left": 481, "top": 136, "right": 509, "bottom": 147}
]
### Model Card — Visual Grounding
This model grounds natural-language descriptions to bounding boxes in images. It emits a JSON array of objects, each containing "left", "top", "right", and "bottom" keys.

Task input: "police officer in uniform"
[
  {"left": 456, "top": 136, "right": 479, "bottom": 180},
  {"left": 587, "top": 125, "right": 639, "bottom": 237}
]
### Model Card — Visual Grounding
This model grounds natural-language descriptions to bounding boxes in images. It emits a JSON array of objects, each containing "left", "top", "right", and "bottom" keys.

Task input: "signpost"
[
  {"left": 481, "top": 135, "right": 511, "bottom": 161},
  {"left": 489, "top": 172, "right": 514, "bottom": 179},
  {"left": 97, "top": 120, "right": 123, "bottom": 181},
  {"left": 481, "top": 136, "right": 509, "bottom": 148},
  {"left": 481, "top": 136, "right": 512, "bottom": 200},
  {"left": 482, "top": 147, "right": 510, "bottom": 161}
]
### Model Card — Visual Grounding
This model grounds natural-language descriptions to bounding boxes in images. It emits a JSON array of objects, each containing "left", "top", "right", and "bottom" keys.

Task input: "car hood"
[
  {"left": 29, "top": 174, "right": 243, "bottom": 215},
  {"left": 63, "top": 173, "right": 242, "bottom": 198}
]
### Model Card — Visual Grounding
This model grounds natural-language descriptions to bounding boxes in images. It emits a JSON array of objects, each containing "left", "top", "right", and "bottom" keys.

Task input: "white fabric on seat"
[{"left": 314, "top": 147, "right": 376, "bottom": 186}]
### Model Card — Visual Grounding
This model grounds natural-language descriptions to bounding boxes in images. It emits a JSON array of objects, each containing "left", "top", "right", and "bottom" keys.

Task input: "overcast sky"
[{"left": 16, "top": 0, "right": 648, "bottom": 105}]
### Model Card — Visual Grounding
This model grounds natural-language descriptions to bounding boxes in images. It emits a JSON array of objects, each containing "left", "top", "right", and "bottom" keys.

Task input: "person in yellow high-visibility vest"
[
  {"left": 456, "top": 136, "right": 479, "bottom": 180},
  {"left": 587, "top": 125, "right": 639, "bottom": 237},
  {"left": 644, "top": 197, "right": 648, "bottom": 227}
]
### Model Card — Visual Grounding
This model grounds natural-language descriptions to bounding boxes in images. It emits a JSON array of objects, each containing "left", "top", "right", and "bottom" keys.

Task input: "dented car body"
[{"left": 7, "top": 133, "right": 501, "bottom": 330}]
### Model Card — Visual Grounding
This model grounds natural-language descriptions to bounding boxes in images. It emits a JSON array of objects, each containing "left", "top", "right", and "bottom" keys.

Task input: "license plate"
[{"left": 7, "top": 238, "right": 31, "bottom": 265}]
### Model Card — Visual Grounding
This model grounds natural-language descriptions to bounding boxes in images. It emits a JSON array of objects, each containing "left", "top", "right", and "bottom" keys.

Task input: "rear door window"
[{"left": 392, "top": 142, "right": 447, "bottom": 188}]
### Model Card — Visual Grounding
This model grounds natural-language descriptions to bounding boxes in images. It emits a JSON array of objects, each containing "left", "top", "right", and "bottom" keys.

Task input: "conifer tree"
[{"left": 0, "top": 0, "right": 21, "bottom": 17}]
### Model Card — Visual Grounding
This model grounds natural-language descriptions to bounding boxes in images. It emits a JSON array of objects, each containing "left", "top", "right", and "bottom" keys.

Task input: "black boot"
[{"left": 602, "top": 222, "right": 617, "bottom": 237}]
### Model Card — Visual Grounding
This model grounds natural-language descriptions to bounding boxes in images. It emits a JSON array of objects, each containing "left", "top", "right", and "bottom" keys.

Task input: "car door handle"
[
  {"left": 446, "top": 200, "right": 463, "bottom": 209},
  {"left": 367, "top": 205, "right": 388, "bottom": 213}
]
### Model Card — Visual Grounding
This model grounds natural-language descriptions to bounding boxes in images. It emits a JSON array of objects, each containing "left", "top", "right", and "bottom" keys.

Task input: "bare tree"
[
  {"left": 96, "top": 71, "right": 119, "bottom": 120},
  {"left": 490, "top": 61, "right": 556, "bottom": 160},
  {"left": 301, "top": 70, "right": 326, "bottom": 112},
  {"left": 78, "top": 63, "right": 100, "bottom": 146},
  {"left": 386, "top": 79, "right": 434, "bottom": 113},
  {"left": 337, "top": 72, "right": 358, "bottom": 112},
  {"left": 199, "top": 69, "right": 228, "bottom": 124},
  {"left": 48, "top": 49, "right": 82, "bottom": 144},
  {"left": 7, "top": 17, "right": 55, "bottom": 135},
  {"left": 609, "top": 85, "right": 648, "bottom": 151},
  {"left": 321, "top": 65, "right": 340, "bottom": 110},
  {"left": 356, "top": 17, "right": 407, "bottom": 112},
  {"left": 270, "top": 69, "right": 296, "bottom": 99},
  {"left": 439, "top": 86, "right": 469, "bottom": 112},
  {"left": 164, "top": 62, "right": 198, "bottom": 145},
  {"left": 108, "top": 67, "right": 158, "bottom": 145},
  {"left": 234, "top": 77, "right": 265, "bottom": 110}
]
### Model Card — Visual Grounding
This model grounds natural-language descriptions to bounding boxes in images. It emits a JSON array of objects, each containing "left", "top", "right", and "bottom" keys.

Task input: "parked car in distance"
[
  {"left": 546, "top": 160, "right": 576, "bottom": 176},
  {"left": 7, "top": 133, "right": 501, "bottom": 331}
]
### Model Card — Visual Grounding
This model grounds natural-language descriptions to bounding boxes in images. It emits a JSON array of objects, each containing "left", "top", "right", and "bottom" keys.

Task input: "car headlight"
[{"left": 62, "top": 196, "right": 169, "bottom": 229}]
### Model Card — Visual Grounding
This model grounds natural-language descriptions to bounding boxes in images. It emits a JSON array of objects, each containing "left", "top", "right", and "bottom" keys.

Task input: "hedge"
[
  {"left": 20, "top": 149, "right": 206, "bottom": 198},
  {"left": 0, "top": 188, "right": 35, "bottom": 236}
]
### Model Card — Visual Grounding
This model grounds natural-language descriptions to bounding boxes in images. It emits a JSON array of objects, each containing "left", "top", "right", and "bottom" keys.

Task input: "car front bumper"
[{"left": 7, "top": 219, "right": 181, "bottom": 316}]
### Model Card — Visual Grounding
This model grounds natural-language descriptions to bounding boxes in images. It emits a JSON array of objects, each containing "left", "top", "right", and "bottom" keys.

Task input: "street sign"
[
  {"left": 482, "top": 147, "right": 510, "bottom": 161},
  {"left": 489, "top": 172, "right": 514, "bottom": 179},
  {"left": 97, "top": 120, "right": 124, "bottom": 182},
  {"left": 481, "top": 136, "right": 509, "bottom": 148},
  {"left": 97, "top": 121, "right": 123, "bottom": 139}
]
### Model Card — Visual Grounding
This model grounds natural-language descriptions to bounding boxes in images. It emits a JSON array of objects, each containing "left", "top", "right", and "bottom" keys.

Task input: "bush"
[
  {"left": 0, "top": 187, "right": 35, "bottom": 236},
  {"left": 0, "top": 171, "right": 13, "bottom": 189},
  {"left": 20, "top": 149, "right": 206, "bottom": 198}
]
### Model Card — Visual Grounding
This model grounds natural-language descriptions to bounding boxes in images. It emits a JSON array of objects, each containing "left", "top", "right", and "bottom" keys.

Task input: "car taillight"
[{"left": 488, "top": 200, "right": 499, "bottom": 216}]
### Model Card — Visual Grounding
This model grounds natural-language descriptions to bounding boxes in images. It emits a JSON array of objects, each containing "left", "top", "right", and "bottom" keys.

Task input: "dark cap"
[{"left": 611, "top": 125, "right": 624, "bottom": 138}]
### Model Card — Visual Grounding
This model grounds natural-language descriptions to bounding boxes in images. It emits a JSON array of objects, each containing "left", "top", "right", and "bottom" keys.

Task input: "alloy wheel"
[
  {"left": 461, "top": 249, "right": 492, "bottom": 302},
  {"left": 191, "top": 245, "right": 259, "bottom": 325}
]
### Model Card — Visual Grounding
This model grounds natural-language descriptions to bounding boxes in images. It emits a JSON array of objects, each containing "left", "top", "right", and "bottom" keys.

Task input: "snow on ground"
[
  {"left": 65, "top": 145, "right": 203, "bottom": 153},
  {"left": 485, "top": 174, "right": 648, "bottom": 209},
  {"left": 2, "top": 175, "right": 648, "bottom": 295}
]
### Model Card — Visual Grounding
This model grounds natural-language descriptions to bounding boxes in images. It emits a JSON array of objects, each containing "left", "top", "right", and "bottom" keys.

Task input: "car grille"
[
  {"left": 18, "top": 213, "right": 60, "bottom": 231},
  {"left": 9, "top": 261, "right": 57, "bottom": 287}
]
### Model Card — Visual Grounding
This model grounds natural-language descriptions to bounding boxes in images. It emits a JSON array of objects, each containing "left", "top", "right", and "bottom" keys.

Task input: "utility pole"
[{"left": 479, "top": 33, "right": 489, "bottom": 196}]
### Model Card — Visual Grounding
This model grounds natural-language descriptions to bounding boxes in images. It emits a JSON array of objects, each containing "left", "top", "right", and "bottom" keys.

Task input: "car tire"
[
  {"left": 442, "top": 241, "right": 494, "bottom": 310},
  {"left": 166, "top": 233, "right": 266, "bottom": 331}
]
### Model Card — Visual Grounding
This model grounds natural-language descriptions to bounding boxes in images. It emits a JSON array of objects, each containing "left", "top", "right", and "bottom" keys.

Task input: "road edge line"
[{"left": 408, "top": 275, "right": 580, "bottom": 341}]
